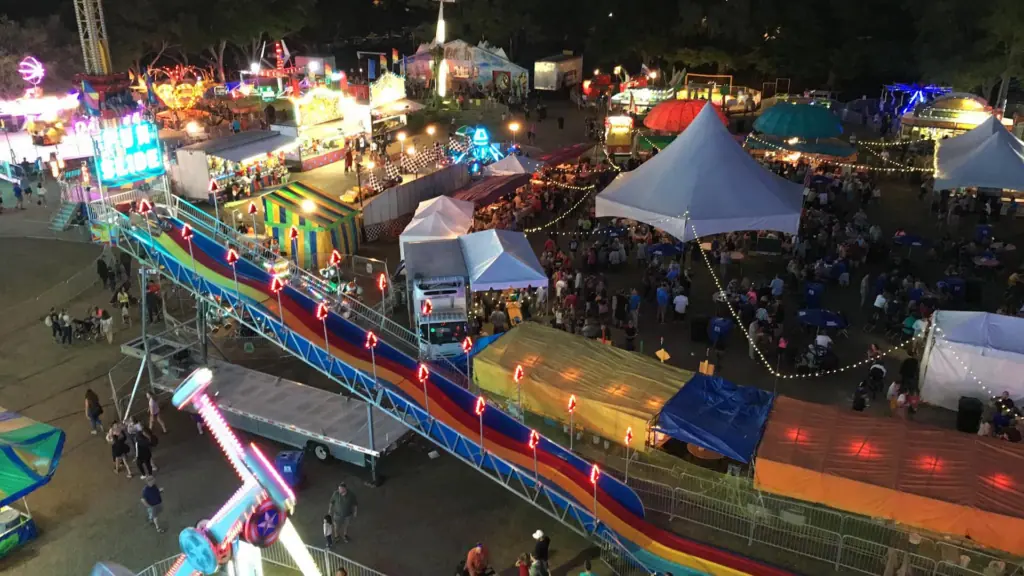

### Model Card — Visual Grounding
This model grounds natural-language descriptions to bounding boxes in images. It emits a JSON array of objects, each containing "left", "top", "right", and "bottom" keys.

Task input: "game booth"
[
  {"left": 173, "top": 130, "right": 296, "bottom": 203},
  {"left": 272, "top": 88, "right": 369, "bottom": 171},
  {"left": 261, "top": 181, "right": 362, "bottom": 270},
  {"left": 405, "top": 39, "right": 530, "bottom": 96},
  {"left": 0, "top": 408, "right": 65, "bottom": 559}
]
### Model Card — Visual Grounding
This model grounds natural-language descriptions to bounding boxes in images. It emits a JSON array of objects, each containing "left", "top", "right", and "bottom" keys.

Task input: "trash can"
[{"left": 274, "top": 450, "right": 304, "bottom": 489}]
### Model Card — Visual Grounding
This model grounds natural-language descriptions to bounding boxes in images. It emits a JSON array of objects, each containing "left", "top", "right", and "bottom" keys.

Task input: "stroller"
[{"left": 72, "top": 317, "right": 100, "bottom": 342}]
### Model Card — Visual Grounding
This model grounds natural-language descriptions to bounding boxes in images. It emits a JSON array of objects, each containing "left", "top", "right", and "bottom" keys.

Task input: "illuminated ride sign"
[{"left": 94, "top": 117, "right": 166, "bottom": 186}]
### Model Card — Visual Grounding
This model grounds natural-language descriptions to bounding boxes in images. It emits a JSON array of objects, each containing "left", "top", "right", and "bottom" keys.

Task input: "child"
[
  {"left": 323, "top": 514, "right": 334, "bottom": 548},
  {"left": 36, "top": 182, "right": 46, "bottom": 206}
]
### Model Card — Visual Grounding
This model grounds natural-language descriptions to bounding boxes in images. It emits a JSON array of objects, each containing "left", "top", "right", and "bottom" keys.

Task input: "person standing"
[
  {"left": 147, "top": 392, "right": 168, "bottom": 433},
  {"left": 60, "top": 309, "right": 73, "bottom": 345},
  {"left": 134, "top": 425, "right": 155, "bottom": 479},
  {"left": 100, "top": 309, "right": 114, "bottom": 344},
  {"left": 84, "top": 389, "right": 104, "bottom": 435},
  {"left": 12, "top": 182, "right": 23, "bottom": 210},
  {"left": 323, "top": 514, "right": 334, "bottom": 548},
  {"left": 327, "top": 482, "right": 358, "bottom": 543},
  {"left": 97, "top": 258, "right": 111, "bottom": 292},
  {"left": 532, "top": 530, "right": 551, "bottom": 569},
  {"left": 35, "top": 181, "right": 46, "bottom": 207},
  {"left": 107, "top": 423, "right": 132, "bottom": 478},
  {"left": 140, "top": 477, "right": 166, "bottom": 532}
]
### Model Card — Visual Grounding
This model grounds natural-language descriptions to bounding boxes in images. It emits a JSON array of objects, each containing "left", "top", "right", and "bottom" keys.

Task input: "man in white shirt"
[{"left": 672, "top": 293, "right": 689, "bottom": 321}]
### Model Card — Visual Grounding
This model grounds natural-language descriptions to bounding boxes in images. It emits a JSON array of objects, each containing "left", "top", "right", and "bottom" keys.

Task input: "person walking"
[
  {"left": 45, "top": 307, "right": 60, "bottom": 342},
  {"left": 118, "top": 287, "right": 132, "bottom": 325},
  {"left": 327, "top": 482, "right": 358, "bottom": 543},
  {"left": 84, "top": 389, "right": 104, "bottom": 435},
  {"left": 147, "top": 392, "right": 168, "bottom": 433},
  {"left": 100, "top": 309, "right": 114, "bottom": 344},
  {"left": 60, "top": 309, "right": 73, "bottom": 345},
  {"left": 134, "top": 424, "right": 155, "bottom": 479},
  {"left": 140, "top": 476, "right": 166, "bottom": 532},
  {"left": 107, "top": 422, "right": 132, "bottom": 478},
  {"left": 35, "top": 181, "right": 46, "bottom": 207},
  {"left": 12, "top": 182, "right": 23, "bottom": 210},
  {"left": 97, "top": 258, "right": 111, "bottom": 292}
]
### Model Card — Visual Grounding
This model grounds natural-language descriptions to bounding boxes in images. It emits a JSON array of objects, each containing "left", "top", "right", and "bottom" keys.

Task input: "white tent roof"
[
  {"left": 399, "top": 213, "right": 471, "bottom": 259},
  {"left": 484, "top": 154, "right": 543, "bottom": 176},
  {"left": 414, "top": 195, "right": 475, "bottom": 222},
  {"left": 935, "top": 116, "right": 1024, "bottom": 191},
  {"left": 458, "top": 229, "right": 547, "bottom": 292},
  {"left": 595, "top": 103, "right": 804, "bottom": 241}
]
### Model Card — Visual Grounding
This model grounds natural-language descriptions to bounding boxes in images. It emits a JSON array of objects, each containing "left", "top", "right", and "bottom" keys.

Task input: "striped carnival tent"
[{"left": 261, "top": 181, "right": 362, "bottom": 270}]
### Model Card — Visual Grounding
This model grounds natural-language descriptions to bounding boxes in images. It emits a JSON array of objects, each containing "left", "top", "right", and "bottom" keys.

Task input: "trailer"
[
  {"left": 534, "top": 52, "right": 583, "bottom": 91},
  {"left": 120, "top": 335, "right": 411, "bottom": 484}
]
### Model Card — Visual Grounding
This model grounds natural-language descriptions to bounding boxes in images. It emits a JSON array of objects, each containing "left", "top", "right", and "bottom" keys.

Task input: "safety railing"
[
  {"left": 604, "top": 456, "right": 1017, "bottom": 576},
  {"left": 598, "top": 532, "right": 655, "bottom": 576},
  {"left": 135, "top": 543, "right": 389, "bottom": 576},
  {"left": 162, "top": 195, "right": 469, "bottom": 387},
  {"left": 108, "top": 211, "right": 656, "bottom": 575}
]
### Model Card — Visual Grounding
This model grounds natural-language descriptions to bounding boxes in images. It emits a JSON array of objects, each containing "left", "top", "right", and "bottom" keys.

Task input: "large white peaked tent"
[
  {"left": 414, "top": 195, "right": 475, "bottom": 222},
  {"left": 484, "top": 154, "right": 543, "bottom": 176},
  {"left": 458, "top": 229, "right": 547, "bottom": 292},
  {"left": 934, "top": 116, "right": 1024, "bottom": 192},
  {"left": 399, "top": 212, "right": 472, "bottom": 259},
  {"left": 596, "top": 103, "right": 805, "bottom": 241}
]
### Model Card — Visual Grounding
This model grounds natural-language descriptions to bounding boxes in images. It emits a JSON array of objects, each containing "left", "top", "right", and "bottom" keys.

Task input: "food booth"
[
  {"left": 272, "top": 87, "right": 369, "bottom": 171},
  {"left": 899, "top": 93, "right": 1012, "bottom": 140},
  {"left": 369, "top": 72, "right": 422, "bottom": 137},
  {"left": 0, "top": 408, "right": 65, "bottom": 559}
]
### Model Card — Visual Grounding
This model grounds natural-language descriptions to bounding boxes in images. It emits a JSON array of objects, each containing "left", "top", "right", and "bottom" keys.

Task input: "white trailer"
[
  {"left": 534, "top": 53, "right": 583, "bottom": 91},
  {"left": 122, "top": 337, "right": 410, "bottom": 483}
]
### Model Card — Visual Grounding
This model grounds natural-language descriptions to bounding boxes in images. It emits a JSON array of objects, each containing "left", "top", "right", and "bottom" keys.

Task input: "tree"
[{"left": 0, "top": 15, "right": 79, "bottom": 98}]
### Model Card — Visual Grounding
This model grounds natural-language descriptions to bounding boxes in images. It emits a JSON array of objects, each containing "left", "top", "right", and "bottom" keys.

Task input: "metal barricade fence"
[
  {"left": 838, "top": 535, "right": 937, "bottom": 575},
  {"left": 598, "top": 533, "right": 655, "bottom": 576},
  {"left": 134, "top": 556, "right": 184, "bottom": 576}
]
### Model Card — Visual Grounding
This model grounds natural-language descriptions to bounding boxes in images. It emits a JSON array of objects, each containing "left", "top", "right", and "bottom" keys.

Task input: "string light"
[
  {"left": 932, "top": 325, "right": 991, "bottom": 396},
  {"left": 688, "top": 217, "right": 922, "bottom": 379},
  {"left": 861, "top": 143, "right": 932, "bottom": 172},
  {"left": 524, "top": 189, "right": 594, "bottom": 233},
  {"left": 745, "top": 134, "right": 933, "bottom": 174},
  {"left": 857, "top": 137, "right": 930, "bottom": 148}
]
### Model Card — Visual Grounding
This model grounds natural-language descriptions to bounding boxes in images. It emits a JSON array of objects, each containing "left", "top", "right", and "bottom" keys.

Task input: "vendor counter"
[{"left": 300, "top": 148, "right": 346, "bottom": 171}]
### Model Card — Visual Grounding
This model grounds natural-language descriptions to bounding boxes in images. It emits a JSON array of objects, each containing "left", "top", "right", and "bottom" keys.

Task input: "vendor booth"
[
  {"left": 0, "top": 408, "right": 65, "bottom": 559},
  {"left": 174, "top": 130, "right": 294, "bottom": 203},
  {"left": 369, "top": 72, "right": 422, "bottom": 136},
  {"left": 755, "top": 396, "right": 1024, "bottom": 555},
  {"left": 484, "top": 154, "right": 542, "bottom": 176},
  {"left": 405, "top": 39, "right": 529, "bottom": 96},
  {"left": 272, "top": 87, "right": 369, "bottom": 171},
  {"left": 452, "top": 174, "right": 531, "bottom": 206},
  {"left": 459, "top": 229, "right": 546, "bottom": 292},
  {"left": 261, "top": 181, "right": 362, "bottom": 270},
  {"left": 473, "top": 323, "right": 692, "bottom": 449},
  {"left": 900, "top": 92, "right": 1010, "bottom": 140},
  {"left": 933, "top": 116, "right": 1024, "bottom": 192},
  {"left": 404, "top": 238, "right": 472, "bottom": 358},
  {"left": 414, "top": 195, "right": 475, "bottom": 221},
  {"left": 920, "top": 311, "right": 1024, "bottom": 411}
]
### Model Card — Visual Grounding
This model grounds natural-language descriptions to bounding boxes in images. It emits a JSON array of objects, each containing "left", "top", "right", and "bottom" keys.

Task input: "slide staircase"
[{"left": 90, "top": 194, "right": 789, "bottom": 576}]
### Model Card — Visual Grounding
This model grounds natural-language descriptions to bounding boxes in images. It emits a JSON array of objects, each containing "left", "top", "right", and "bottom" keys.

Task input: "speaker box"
[
  {"left": 956, "top": 396, "right": 984, "bottom": 433},
  {"left": 691, "top": 316, "right": 709, "bottom": 343}
]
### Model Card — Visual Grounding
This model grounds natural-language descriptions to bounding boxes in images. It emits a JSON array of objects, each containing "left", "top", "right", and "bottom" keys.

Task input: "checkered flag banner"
[
  {"left": 448, "top": 136, "right": 467, "bottom": 155},
  {"left": 432, "top": 141, "right": 444, "bottom": 165},
  {"left": 384, "top": 158, "right": 401, "bottom": 181},
  {"left": 365, "top": 170, "right": 385, "bottom": 193}
]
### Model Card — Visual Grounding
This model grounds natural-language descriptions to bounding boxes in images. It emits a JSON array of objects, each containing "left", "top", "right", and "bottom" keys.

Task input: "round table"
[{"left": 687, "top": 444, "right": 725, "bottom": 461}]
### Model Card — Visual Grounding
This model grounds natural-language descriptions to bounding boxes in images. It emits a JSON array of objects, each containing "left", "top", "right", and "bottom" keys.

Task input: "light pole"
[
  {"left": 247, "top": 201, "right": 259, "bottom": 235},
  {"left": 417, "top": 363, "right": 430, "bottom": 413},
  {"left": 421, "top": 298, "right": 433, "bottom": 358},
  {"left": 181, "top": 223, "right": 197, "bottom": 277},
  {"left": 508, "top": 122, "right": 520, "bottom": 146},
  {"left": 270, "top": 274, "right": 286, "bottom": 325},
  {"left": 567, "top": 394, "right": 577, "bottom": 452},
  {"left": 462, "top": 336, "right": 473, "bottom": 389},
  {"left": 624, "top": 427, "right": 633, "bottom": 483},
  {"left": 474, "top": 395, "right": 486, "bottom": 457},
  {"left": 137, "top": 198, "right": 155, "bottom": 240},
  {"left": 590, "top": 464, "right": 600, "bottom": 519},
  {"left": 316, "top": 301, "right": 331, "bottom": 355},
  {"left": 513, "top": 364, "right": 525, "bottom": 422},
  {"left": 377, "top": 272, "right": 388, "bottom": 314},
  {"left": 289, "top": 226, "right": 299, "bottom": 268},
  {"left": 225, "top": 248, "right": 242, "bottom": 307},
  {"left": 364, "top": 330, "right": 379, "bottom": 479},
  {"left": 528, "top": 429, "right": 540, "bottom": 485}
]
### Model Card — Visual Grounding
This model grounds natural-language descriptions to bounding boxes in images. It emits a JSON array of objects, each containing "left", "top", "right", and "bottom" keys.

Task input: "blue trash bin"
[{"left": 275, "top": 450, "right": 304, "bottom": 489}]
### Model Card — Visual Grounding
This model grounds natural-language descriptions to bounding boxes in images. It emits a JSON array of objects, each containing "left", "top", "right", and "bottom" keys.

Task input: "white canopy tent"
[
  {"left": 484, "top": 154, "right": 543, "bottom": 176},
  {"left": 595, "top": 103, "right": 804, "bottom": 241},
  {"left": 414, "top": 195, "right": 475, "bottom": 222},
  {"left": 458, "top": 229, "right": 547, "bottom": 292},
  {"left": 934, "top": 116, "right": 1024, "bottom": 192},
  {"left": 399, "top": 212, "right": 472, "bottom": 259},
  {"left": 920, "top": 311, "right": 1024, "bottom": 410}
]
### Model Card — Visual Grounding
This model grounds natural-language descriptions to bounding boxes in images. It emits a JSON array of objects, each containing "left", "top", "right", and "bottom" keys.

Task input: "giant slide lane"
[{"left": 129, "top": 218, "right": 791, "bottom": 576}]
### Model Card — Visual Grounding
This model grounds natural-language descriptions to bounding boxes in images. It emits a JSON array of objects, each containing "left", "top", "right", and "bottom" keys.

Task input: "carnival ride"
[
  {"left": 88, "top": 193, "right": 791, "bottom": 576},
  {"left": 95, "top": 367, "right": 322, "bottom": 576}
]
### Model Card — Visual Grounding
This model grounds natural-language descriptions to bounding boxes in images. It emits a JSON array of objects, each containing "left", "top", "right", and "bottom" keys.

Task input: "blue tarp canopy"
[{"left": 655, "top": 374, "right": 774, "bottom": 463}]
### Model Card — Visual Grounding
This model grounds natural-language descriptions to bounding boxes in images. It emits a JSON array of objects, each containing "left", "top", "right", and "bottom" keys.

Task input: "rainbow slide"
[{"left": 130, "top": 219, "right": 791, "bottom": 576}]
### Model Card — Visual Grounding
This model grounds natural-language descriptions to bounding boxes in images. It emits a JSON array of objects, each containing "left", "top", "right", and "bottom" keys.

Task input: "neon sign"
[{"left": 94, "top": 117, "right": 165, "bottom": 186}]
